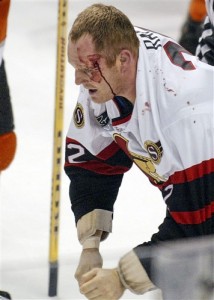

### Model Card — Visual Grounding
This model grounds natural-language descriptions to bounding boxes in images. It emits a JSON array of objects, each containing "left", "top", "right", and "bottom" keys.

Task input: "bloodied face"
[{"left": 68, "top": 34, "right": 125, "bottom": 103}]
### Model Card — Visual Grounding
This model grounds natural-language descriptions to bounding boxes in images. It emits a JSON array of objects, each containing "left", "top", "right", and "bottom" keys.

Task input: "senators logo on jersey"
[
  {"left": 144, "top": 140, "right": 163, "bottom": 164},
  {"left": 113, "top": 133, "right": 166, "bottom": 185},
  {"left": 73, "top": 103, "right": 84, "bottom": 128}
]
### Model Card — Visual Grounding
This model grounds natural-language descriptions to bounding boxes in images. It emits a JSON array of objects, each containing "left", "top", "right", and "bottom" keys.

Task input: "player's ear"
[{"left": 119, "top": 49, "right": 133, "bottom": 72}]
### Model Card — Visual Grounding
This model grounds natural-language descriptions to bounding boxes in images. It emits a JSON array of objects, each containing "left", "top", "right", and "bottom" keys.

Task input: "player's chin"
[
  {"left": 90, "top": 93, "right": 110, "bottom": 104},
  {"left": 89, "top": 89, "right": 99, "bottom": 102}
]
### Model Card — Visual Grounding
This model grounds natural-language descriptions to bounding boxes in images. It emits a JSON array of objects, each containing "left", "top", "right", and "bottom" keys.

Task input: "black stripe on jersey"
[
  {"left": 163, "top": 171, "right": 214, "bottom": 211},
  {"left": 162, "top": 173, "right": 214, "bottom": 232},
  {"left": 170, "top": 202, "right": 214, "bottom": 225}
]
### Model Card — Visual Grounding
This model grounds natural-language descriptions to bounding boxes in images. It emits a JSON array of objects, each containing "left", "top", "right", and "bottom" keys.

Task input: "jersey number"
[
  {"left": 67, "top": 143, "right": 85, "bottom": 163},
  {"left": 164, "top": 41, "right": 196, "bottom": 70}
]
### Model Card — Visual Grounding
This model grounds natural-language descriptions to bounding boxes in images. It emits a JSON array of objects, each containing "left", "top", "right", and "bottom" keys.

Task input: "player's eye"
[
  {"left": 93, "top": 61, "right": 99, "bottom": 70},
  {"left": 82, "top": 65, "right": 99, "bottom": 77}
]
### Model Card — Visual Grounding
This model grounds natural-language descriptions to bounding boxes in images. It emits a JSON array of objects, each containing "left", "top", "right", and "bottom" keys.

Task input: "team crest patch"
[
  {"left": 73, "top": 103, "right": 84, "bottom": 128},
  {"left": 144, "top": 140, "right": 163, "bottom": 164}
]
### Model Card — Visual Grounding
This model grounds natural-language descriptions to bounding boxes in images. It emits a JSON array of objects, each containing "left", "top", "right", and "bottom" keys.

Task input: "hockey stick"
[{"left": 48, "top": 0, "right": 68, "bottom": 297}]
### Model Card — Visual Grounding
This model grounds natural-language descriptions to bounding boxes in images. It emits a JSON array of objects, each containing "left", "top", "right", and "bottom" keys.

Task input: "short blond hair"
[{"left": 69, "top": 3, "right": 139, "bottom": 66}]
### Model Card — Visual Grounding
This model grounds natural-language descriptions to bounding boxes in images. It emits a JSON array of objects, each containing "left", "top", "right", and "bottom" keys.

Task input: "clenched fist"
[
  {"left": 80, "top": 268, "right": 125, "bottom": 300},
  {"left": 75, "top": 248, "right": 103, "bottom": 286}
]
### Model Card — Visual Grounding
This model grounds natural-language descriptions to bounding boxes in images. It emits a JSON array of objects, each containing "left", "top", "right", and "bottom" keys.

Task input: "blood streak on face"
[
  {"left": 77, "top": 52, "right": 102, "bottom": 83},
  {"left": 87, "top": 54, "right": 102, "bottom": 82},
  {"left": 87, "top": 54, "right": 116, "bottom": 96},
  {"left": 76, "top": 45, "right": 116, "bottom": 96}
]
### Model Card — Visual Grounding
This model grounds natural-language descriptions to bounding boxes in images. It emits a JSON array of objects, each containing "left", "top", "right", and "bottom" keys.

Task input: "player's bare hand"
[
  {"left": 79, "top": 268, "right": 125, "bottom": 300},
  {"left": 75, "top": 249, "right": 103, "bottom": 286}
]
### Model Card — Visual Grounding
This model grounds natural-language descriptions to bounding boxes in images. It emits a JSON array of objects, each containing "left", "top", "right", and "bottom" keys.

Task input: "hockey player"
[
  {"left": 179, "top": 0, "right": 207, "bottom": 54},
  {"left": 64, "top": 2, "right": 214, "bottom": 299},
  {"left": 0, "top": 0, "right": 16, "bottom": 299}
]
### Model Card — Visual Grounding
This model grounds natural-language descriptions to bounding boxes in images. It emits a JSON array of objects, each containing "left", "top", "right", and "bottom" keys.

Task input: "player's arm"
[
  {"left": 64, "top": 136, "right": 133, "bottom": 283},
  {"left": 116, "top": 161, "right": 214, "bottom": 295},
  {"left": 68, "top": 170, "right": 124, "bottom": 284}
]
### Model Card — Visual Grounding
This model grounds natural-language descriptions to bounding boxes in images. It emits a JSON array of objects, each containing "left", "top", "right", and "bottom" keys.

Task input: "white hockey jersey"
[
  {"left": 65, "top": 27, "right": 214, "bottom": 187},
  {"left": 65, "top": 27, "right": 214, "bottom": 246}
]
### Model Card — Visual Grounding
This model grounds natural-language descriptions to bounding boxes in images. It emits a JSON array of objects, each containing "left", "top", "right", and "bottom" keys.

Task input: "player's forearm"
[
  {"left": 117, "top": 250, "right": 156, "bottom": 295},
  {"left": 74, "top": 211, "right": 111, "bottom": 284}
]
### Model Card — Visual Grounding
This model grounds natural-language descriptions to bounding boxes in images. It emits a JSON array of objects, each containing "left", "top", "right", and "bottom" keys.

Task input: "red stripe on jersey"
[
  {"left": 170, "top": 201, "right": 214, "bottom": 225},
  {"left": 66, "top": 137, "right": 79, "bottom": 144},
  {"left": 97, "top": 141, "right": 120, "bottom": 160},
  {"left": 112, "top": 114, "right": 132, "bottom": 126},
  {"left": 164, "top": 158, "right": 214, "bottom": 186}
]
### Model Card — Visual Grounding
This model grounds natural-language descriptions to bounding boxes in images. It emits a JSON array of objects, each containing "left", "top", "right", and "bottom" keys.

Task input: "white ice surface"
[{"left": 1, "top": 0, "right": 189, "bottom": 299}]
